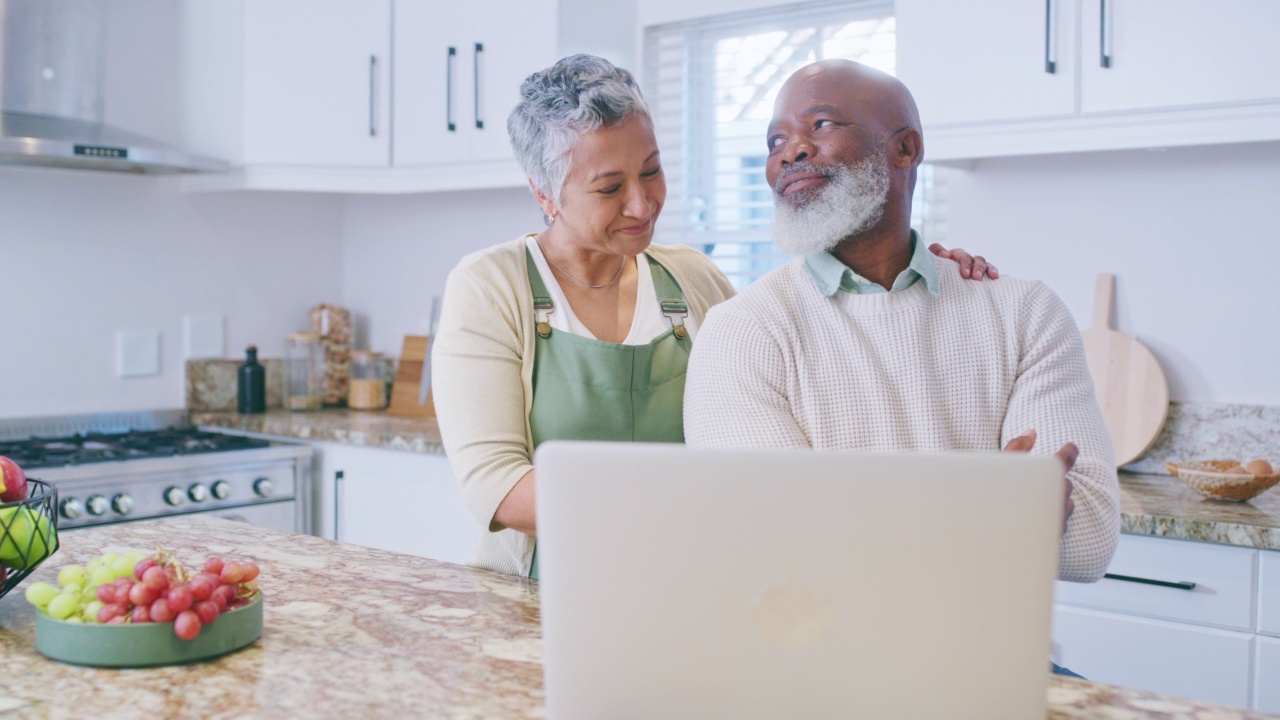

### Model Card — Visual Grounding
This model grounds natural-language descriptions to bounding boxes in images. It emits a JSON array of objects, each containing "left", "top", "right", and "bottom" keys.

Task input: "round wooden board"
[{"left": 1081, "top": 275, "right": 1169, "bottom": 466}]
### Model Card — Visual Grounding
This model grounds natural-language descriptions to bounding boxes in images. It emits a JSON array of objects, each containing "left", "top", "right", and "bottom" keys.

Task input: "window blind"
[{"left": 643, "top": 0, "right": 946, "bottom": 288}]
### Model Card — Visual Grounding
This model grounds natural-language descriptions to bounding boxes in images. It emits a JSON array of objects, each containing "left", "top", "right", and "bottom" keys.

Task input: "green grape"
[
  {"left": 24, "top": 581, "right": 60, "bottom": 610},
  {"left": 61, "top": 582, "right": 83, "bottom": 596},
  {"left": 83, "top": 600, "right": 104, "bottom": 623},
  {"left": 89, "top": 566, "right": 114, "bottom": 587},
  {"left": 101, "top": 552, "right": 121, "bottom": 566},
  {"left": 47, "top": 593, "right": 79, "bottom": 620},
  {"left": 63, "top": 616, "right": 84, "bottom": 624},
  {"left": 110, "top": 555, "right": 135, "bottom": 579},
  {"left": 80, "top": 586, "right": 97, "bottom": 604},
  {"left": 57, "top": 565, "right": 87, "bottom": 588},
  {"left": 86, "top": 558, "right": 102, "bottom": 573}
]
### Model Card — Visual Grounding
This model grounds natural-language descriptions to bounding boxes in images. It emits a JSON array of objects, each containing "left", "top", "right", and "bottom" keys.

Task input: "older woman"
[{"left": 432, "top": 55, "right": 995, "bottom": 577}]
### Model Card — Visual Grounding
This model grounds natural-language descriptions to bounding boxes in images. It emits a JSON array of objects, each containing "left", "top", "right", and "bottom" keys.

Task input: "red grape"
[
  {"left": 174, "top": 611, "right": 201, "bottom": 640},
  {"left": 240, "top": 563, "right": 260, "bottom": 582},
  {"left": 212, "top": 584, "right": 238, "bottom": 606},
  {"left": 130, "top": 605, "right": 152, "bottom": 623},
  {"left": 97, "top": 603, "right": 127, "bottom": 623},
  {"left": 229, "top": 598, "right": 251, "bottom": 610},
  {"left": 107, "top": 616, "right": 128, "bottom": 624},
  {"left": 189, "top": 575, "right": 215, "bottom": 601},
  {"left": 194, "top": 600, "right": 220, "bottom": 624},
  {"left": 150, "top": 598, "right": 175, "bottom": 623},
  {"left": 114, "top": 577, "right": 135, "bottom": 595},
  {"left": 220, "top": 562, "right": 245, "bottom": 584},
  {"left": 129, "top": 582, "right": 160, "bottom": 607},
  {"left": 142, "top": 566, "right": 170, "bottom": 592},
  {"left": 96, "top": 585, "right": 117, "bottom": 604},
  {"left": 167, "top": 585, "right": 194, "bottom": 614},
  {"left": 203, "top": 557, "right": 224, "bottom": 575},
  {"left": 133, "top": 557, "right": 157, "bottom": 580}
]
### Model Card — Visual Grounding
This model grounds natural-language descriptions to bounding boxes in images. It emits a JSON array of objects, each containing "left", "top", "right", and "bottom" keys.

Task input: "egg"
[
  {"left": 1224, "top": 465, "right": 1251, "bottom": 474},
  {"left": 1245, "top": 459, "right": 1274, "bottom": 476}
]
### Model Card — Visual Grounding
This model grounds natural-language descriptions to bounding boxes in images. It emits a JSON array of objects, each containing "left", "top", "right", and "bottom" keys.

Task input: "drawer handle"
[
  {"left": 1103, "top": 572, "right": 1196, "bottom": 591},
  {"left": 1043, "top": 0, "right": 1056, "bottom": 74}
]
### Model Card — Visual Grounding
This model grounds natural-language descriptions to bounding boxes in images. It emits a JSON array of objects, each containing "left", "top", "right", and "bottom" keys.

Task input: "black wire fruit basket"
[{"left": 0, "top": 479, "right": 61, "bottom": 600}]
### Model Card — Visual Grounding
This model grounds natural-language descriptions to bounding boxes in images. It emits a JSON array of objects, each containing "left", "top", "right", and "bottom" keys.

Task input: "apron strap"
[
  {"left": 525, "top": 247, "right": 555, "bottom": 338},
  {"left": 648, "top": 257, "right": 689, "bottom": 340}
]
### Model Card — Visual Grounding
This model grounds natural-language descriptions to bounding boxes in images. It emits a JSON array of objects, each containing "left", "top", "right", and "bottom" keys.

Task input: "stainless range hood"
[{"left": 0, "top": 0, "right": 227, "bottom": 174}]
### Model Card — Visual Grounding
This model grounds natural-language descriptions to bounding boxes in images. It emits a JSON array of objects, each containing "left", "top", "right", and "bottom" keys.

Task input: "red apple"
[{"left": 0, "top": 455, "right": 28, "bottom": 504}]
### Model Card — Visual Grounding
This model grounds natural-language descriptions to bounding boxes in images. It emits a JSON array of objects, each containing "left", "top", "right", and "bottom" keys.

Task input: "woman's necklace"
[{"left": 537, "top": 238, "right": 627, "bottom": 289}]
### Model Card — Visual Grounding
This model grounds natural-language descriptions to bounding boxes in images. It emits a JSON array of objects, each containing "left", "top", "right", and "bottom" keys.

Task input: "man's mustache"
[{"left": 773, "top": 162, "right": 834, "bottom": 195}]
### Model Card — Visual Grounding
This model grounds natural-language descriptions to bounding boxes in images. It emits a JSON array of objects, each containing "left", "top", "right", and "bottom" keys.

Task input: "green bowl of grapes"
[{"left": 26, "top": 548, "right": 263, "bottom": 668}]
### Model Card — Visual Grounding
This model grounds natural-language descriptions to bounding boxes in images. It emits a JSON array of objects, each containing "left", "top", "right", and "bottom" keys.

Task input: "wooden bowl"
[{"left": 1166, "top": 460, "right": 1280, "bottom": 502}]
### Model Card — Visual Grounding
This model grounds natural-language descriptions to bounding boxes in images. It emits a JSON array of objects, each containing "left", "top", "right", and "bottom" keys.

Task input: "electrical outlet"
[
  {"left": 184, "top": 314, "right": 225, "bottom": 359},
  {"left": 117, "top": 331, "right": 161, "bottom": 378}
]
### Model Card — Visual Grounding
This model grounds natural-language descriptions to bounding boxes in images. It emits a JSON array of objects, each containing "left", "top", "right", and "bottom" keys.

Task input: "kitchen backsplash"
[
  {"left": 1123, "top": 401, "right": 1280, "bottom": 475},
  {"left": 186, "top": 359, "right": 286, "bottom": 411}
]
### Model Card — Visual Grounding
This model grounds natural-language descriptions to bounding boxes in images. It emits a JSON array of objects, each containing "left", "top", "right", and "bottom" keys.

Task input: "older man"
[{"left": 684, "top": 60, "right": 1120, "bottom": 590}]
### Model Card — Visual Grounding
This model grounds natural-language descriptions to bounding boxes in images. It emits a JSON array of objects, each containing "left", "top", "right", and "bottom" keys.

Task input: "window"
[{"left": 644, "top": 0, "right": 946, "bottom": 288}]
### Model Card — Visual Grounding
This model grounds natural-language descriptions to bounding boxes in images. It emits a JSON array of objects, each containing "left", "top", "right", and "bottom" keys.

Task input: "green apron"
[{"left": 526, "top": 249, "right": 691, "bottom": 579}]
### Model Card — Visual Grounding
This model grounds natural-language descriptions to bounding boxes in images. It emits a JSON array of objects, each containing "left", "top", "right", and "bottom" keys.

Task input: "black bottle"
[{"left": 237, "top": 345, "right": 266, "bottom": 414}]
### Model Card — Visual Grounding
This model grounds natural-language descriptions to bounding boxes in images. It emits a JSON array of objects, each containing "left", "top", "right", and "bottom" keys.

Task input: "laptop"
[{"left": 535, "top": 441, "right": 1065, "bottom": 720}]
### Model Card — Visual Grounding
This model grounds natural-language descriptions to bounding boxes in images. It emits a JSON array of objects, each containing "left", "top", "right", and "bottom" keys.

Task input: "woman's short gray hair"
[{"left": 508, "top": 54, "right": 651, "bottom": 205}]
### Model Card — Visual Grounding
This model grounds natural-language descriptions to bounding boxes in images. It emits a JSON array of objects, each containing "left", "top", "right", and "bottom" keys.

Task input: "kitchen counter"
[
  {"left": 193, "top": 409, "right": 445, "bottom": 455},
  {"left": 1121, "top": 472, "right": 1280, "bottom": 551},
  {"left": 1, "top": 516, "right": 1274, "bottom": 719},
  {"left": 194, "top": 409, "right": 1280, "bottom": 553}
]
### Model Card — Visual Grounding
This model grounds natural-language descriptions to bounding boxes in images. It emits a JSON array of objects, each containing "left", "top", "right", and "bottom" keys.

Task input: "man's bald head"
[{"left": 774, "top": 59, "right": 921, "bottom": 142}]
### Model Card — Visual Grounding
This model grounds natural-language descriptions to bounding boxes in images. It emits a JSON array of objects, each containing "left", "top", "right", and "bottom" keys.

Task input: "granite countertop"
[
  {"left": 193, "top": 409, "right": 445, "bottom": 454},
  {"left": 1121, "top": 472, "right": 1280, "bottom": 551},
  {"left": 1, "top": 516, "right": 1274, "bottom": 719}
]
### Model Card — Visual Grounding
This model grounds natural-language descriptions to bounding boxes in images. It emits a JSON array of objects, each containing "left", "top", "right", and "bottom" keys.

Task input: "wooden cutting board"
[
  {"left": 1080, "top": 274, "right": 1169, "bottom": 466},
  {"left": 386, "top": 335, "right": 435, "bottom": 418}
]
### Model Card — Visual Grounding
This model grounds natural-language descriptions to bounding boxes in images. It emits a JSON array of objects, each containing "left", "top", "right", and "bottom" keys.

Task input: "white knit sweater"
[{"left": 684, "top": 256, "right": 1120, "bottom": 583}]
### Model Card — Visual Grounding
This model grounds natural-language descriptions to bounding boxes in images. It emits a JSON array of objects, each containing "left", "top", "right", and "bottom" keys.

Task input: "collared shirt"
[{"left": 804, "top": 230, "right": 941, "bottom": 298}]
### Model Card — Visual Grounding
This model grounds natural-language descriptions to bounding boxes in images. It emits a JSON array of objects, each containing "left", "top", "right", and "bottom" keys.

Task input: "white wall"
[
  {"left": 941, "top": 142, "right": 1280, "bottom": 406},
  {"left": 340, "top": 188, "right": 542, "bottom": 355},
  {"left": 0, "top": 167, "right": 344, "bottom": 418}
]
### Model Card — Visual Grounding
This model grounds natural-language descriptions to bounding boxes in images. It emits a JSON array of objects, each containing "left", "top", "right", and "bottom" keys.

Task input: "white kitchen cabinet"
[
  {"left": 393, "top": 0, "right": 555, "bottom": 168},
  {"left": 1257, "top": 550, "right": 1280, "bottom": 637},
  {"left": 1052, "top": 535, "right": 1280, "bottom": 711},
  {"left": 1257, "top": 637, "right": 1280, "bottom": 714},
  {"left": 1053, "top": 607, "right": 1254, "bottom": 709},
  {"left": 895, "top": 0, "right": 1078, "bottom": 126},
  {"left": 179, "top": 0, "right": 555, "bottom": 193},
  {"left": 313, "top": 442, "right": 477, "bottom": 565},
  {"left": 181, "top": 0, "right": 392, "bottom": 168},
  {"left": 895, "top": 0, "right": 1280, "bottom": 160},
  {"left": 1078, "top": 0, "right": 1280, "bottom": 115}
]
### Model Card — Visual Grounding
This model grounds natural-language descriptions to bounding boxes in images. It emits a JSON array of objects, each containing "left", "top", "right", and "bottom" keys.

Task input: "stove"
[{"left": 0, "top": 410, "right": 312, "bottom": 534}]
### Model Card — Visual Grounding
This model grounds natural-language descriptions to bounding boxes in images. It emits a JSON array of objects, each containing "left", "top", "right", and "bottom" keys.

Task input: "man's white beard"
[{"left": 771, "top": 157, "right": 890, "bottom": 256}]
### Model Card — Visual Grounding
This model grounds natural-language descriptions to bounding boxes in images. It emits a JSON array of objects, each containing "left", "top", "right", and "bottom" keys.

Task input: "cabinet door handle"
[
  {"left": 1103, "top": 572, "right": 1196, "bottom": 591},
  {"left": 334, "top": 469, "right": 344, "bottom": 541},
  {"left": 368, "top": 55, "right": 378, "bottom": 137},
  {"left": 446, "top": 46, "right": 457, "bottom": 132},
  {"left": 1100, "top": 0, "right": 1113, "bottom": 68},
  {"left": 474, "top": 42, "right": 485, "bottom": 130},
  {"left": 1043, "top": 0, "right": 1056, "bottom": 74}
]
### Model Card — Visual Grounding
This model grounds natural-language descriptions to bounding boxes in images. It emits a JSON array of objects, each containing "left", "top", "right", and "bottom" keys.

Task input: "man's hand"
[
  {"left": 1003, "top": 429, "right": 1077, "bottom": 536},
  {"left": 929, "top": 243, "right": 999, "bottom": 280}
]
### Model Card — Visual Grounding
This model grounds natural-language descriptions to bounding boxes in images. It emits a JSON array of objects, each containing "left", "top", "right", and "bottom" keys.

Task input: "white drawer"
[
  {"left": 1260, "top": 550, "right": 1280, "bottom": 637},
  {"left": 1055, "top": 534, "right": 1257, "bottom": 631},
  {"left": 1052, "top": 606, "right": 1254, "bottom": 710},
  {"left": 1258, "top": 636, "right": 1280, "bottom": 713}
]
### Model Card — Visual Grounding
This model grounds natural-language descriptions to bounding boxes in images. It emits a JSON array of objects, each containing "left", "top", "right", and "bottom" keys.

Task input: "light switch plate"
[
  {"left": 117, "top": 331, "right": 161, "bottom": 378},
  {"left": 184, "top": 314, "right": 225, "bottom": 359}
]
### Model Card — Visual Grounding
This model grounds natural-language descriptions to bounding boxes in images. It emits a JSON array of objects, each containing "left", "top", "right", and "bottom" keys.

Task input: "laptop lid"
[{"left": 536, "top": 441, "right": 1064, "bottom": 720}]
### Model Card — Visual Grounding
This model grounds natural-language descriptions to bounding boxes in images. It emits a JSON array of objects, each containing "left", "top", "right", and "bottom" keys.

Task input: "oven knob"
[
  {"left": 60, "top": 498, "right": 84, "bottom": 520},
  {"left": 253, "top": 477, "right": 274, "bottom": 497},
  {"left": 211, "top": 480, "right": 231, "bottom": 500},
  {"left": 189, "top": 484, "right": 209, "bottom": 502},
  {"left": 112, "top": 493, "right": 134, "bottom": 515},
  {"left": 164, "top": 486, "right": 186, "bottom": 506},
  {"left": 86, "top": 495, "right": 109, "bottom": 516}
]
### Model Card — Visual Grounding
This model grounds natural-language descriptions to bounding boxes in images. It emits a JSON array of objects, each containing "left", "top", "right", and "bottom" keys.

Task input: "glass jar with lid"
[
  {"left": 347, "top": 351, "right": 388, "bottom": 410},
  {"left": 284, "top": 332, "right": 325, "bottom": 411}
]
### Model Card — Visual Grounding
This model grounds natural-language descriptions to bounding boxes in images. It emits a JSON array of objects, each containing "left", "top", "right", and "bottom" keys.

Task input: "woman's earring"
[{"left": 544, "top": 213, "right": 556, "bottom": 227}]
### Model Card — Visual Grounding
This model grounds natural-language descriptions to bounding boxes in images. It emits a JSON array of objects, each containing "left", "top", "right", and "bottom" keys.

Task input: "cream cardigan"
[{"left": 432, "top": 234, "right": 737, "bottom": 576}]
